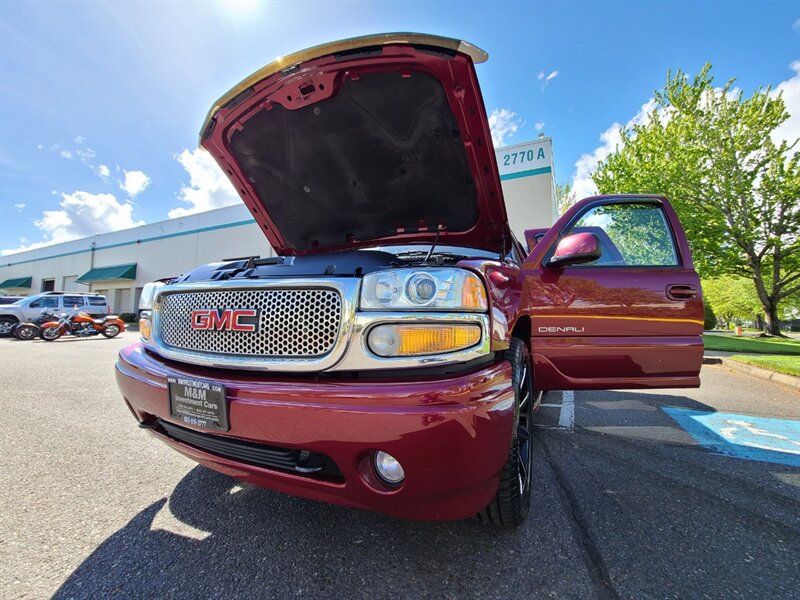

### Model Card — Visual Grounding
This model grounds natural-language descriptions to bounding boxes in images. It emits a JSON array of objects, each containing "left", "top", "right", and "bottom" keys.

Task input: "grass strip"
[
  {"left": 728, "top": 355, "right": 800, "bottom": 377},
  {"left": 703, "top": 334, "right": 800, "bottom": 355}
]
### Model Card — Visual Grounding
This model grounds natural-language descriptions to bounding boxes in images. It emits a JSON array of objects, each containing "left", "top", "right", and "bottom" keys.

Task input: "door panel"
[{"left": 523, "top": 196, "right": 703, "bottom": 390}]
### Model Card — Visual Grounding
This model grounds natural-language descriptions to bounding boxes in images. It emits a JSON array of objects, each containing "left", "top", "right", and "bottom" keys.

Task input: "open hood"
[{"left": 200, "top": 33, "right": 511, "bottom": 256}]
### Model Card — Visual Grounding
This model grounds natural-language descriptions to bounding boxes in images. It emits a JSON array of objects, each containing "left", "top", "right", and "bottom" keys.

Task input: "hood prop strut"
[{"left": 424, "top": 226, "right": 443, "bottom": 263}]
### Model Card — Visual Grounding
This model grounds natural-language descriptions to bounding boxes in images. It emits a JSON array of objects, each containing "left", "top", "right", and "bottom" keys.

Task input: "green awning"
[
  {"left": 0, "top": 276, "right": 32, "bottom": 289},
  {"left": 76, "top": 263, "right": 137, "bottom": 283}
]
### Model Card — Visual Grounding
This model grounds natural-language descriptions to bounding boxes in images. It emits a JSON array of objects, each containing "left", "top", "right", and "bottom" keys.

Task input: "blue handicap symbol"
[{"left": 662, "top": 407, "right": 800, "bottom": 468}]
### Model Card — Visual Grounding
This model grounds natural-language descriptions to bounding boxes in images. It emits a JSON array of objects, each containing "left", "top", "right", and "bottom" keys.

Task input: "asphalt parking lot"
[{"left": 1, "top": 333, "right": 798, "bottom": 599}]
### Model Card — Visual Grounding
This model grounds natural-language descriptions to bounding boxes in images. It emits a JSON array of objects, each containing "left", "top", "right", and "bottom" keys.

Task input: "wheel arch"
[{"left": 510, "top": 315, "right": 531, "bottom": 351}]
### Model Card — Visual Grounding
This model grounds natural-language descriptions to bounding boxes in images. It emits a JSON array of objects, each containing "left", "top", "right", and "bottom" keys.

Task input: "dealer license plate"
[{"left": 167, "top": 376, "right": 229, "bottom": 432}]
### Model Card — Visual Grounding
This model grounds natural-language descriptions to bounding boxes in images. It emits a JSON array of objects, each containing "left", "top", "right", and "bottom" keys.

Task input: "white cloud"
[
  {"left": 167, "top": 148, "right": 240, "bottom": 218},
  {"left": 1, "top": 191, "right": 144, "bottom": 255},
  {"left": 36, "top": 144, "right": 43, "bottom": 150},
  {"left": 538, "top": 70, "right": 559, "bottom": 90},
  {"left": 76, "top": 147, "right": 96, "bottom": 160},
  {"left": 13, "top": 203, "right": 25, "bottom": 210},
  {"left": 488, "top": 108, "right": 523, "bottom": 148},
  {"left": 60, "top": 150, "right": 72, "bottom": 159},
  {"left": 571, "top": 98, "right": 657, "bottom": 200},
  {"left": 96, "top": 164, "right": 110, "bottom": 180},
  {"left": 770, "top": 60, "right": 800, "bottom": 148},
  {"left": 534, "top": 121, "right": 545, "bottom": 131},
  {"left": 119, "top": 170, "right": 151, "bottom": 197},
  {"left": 74, "top": 135, "right": 86, "bottom": 144}
]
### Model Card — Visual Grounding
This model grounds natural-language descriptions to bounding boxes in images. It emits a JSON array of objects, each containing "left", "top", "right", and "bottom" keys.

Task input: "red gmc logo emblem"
[{"left": 191, "top": 309, "right": 259, "bottom": 332}]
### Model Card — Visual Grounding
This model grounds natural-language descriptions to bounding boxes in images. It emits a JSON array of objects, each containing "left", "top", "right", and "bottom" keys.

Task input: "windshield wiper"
[{"left": 393, "top": 250, "right": 458, "bottom": 258}]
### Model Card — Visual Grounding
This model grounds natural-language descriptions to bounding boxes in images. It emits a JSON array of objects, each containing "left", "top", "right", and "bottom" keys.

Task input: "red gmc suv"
[{"left": 115, "top": 33, "right": 703, "bottom": 528}]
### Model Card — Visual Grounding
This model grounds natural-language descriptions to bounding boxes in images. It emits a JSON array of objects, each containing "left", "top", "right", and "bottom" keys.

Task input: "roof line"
[{"left": 2, "top": 218, "right": 257, "bottom": 268}]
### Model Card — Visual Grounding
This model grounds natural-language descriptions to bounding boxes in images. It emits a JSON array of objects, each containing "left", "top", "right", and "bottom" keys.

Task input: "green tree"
[
  {"left": 702, "top": 277, "right": 762, "bottom": 328},
  {"left": 593, "top": 64, "right": 800, "bottom": 335},
  {"left": 555, "top": 181, "right": 577, "bottom": 215},
  {"left": 703, "top": 299, "right": 717, "bottom": 330}
]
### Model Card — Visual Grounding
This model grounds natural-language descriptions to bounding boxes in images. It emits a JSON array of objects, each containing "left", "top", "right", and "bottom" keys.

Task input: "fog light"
[
  {"left": 367, "top": 324, "right": 400, "bottom": 356},
  {"left": 374, "top": 451, "right": 405, "bottom": 485}
]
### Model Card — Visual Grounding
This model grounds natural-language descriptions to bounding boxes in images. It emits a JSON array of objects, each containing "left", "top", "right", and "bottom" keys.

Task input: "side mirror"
[{"left": 546, "top": 232, "right": 602, "bottom": 268}]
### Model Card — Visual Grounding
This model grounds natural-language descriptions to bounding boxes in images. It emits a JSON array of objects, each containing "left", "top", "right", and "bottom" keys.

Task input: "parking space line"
[
  {"left": 558, "top": 390, "right": 575, "bottom": 429},
  {"left": 540, "top": 403, "right": 562, "bottom": 408}
]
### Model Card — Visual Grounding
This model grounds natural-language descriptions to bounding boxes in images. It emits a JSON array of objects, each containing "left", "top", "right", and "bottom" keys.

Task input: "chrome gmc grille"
[{"left": 157, "top": 288, "right": 342, "bottom": 357}]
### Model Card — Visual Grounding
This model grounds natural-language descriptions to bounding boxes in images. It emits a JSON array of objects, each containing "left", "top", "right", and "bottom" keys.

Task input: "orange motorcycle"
[{"left": 40, "top": 307, "right": 125, "bottom": 341}]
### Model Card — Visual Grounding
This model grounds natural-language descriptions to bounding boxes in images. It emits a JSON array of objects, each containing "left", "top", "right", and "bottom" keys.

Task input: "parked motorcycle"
[
  {"left": 39, "top": 308, "right": 125, "bottom": 341},
  {"left": 12, "top": 310, "right": 60, "bottom": 340}
]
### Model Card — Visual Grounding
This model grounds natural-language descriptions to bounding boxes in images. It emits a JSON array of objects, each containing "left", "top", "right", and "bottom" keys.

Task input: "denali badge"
[
  {"left": 538, "top": 326, "right": 585, "bottom": 333},
  {"left": 191, "top": 309, "right": 259, "bottom": 332}
]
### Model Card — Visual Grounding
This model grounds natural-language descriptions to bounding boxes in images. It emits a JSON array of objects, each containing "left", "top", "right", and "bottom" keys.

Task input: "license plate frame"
[{"left": 167, "top": 376, "right": 229, "bottom": 432}]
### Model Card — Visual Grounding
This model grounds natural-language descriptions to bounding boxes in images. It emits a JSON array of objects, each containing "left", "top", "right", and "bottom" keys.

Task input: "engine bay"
[{"left": 176, "top": 246, "right": 498, "bottom": 283}]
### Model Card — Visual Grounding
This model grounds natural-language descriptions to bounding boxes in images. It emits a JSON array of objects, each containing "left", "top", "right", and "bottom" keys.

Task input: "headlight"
[
  {"left": 360, "top": 268, "right": 488, "bottom": 311},
  {"left": 138, "top": 281, "right": 166, "bottom": 311}
]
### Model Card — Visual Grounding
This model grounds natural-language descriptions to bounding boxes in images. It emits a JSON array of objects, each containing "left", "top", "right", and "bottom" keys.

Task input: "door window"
[
  {"left": 563, "top": 202, "right": 679, "bottom": 267},
  {"left": 29, "top": 297, "right": 59, "bottom": 309},
  {"left": 63, "top": 295, "right": 86, "bottom": 308}
]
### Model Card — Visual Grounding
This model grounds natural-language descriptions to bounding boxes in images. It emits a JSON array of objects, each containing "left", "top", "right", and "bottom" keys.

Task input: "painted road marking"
[
  {"left": 662, "top": 407, "right": 800, "bottom": 467},
  {"left": 558, "top": 391, "right": 575, "bottom": 429}
]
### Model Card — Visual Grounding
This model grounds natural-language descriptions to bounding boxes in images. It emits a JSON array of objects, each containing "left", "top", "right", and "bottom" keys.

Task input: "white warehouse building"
[{"left": 1, "top": 137, "right": 557, "bottom": 313}]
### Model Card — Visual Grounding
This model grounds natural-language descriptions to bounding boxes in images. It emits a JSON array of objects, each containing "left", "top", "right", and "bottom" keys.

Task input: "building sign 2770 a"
[{"left": 495, "top": 138, "right": 553, "bottom": 179}]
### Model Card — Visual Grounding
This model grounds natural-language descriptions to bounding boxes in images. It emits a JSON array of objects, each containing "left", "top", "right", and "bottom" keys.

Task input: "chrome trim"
[
  {"left": 149, "top": 278, "right": 360, "bottom": 372},
  {"left": 332, "top": 312, "right": 491, "bottom": 371},
  {"left": 146, "top": 278, "right": 491, "bottom": 372}
]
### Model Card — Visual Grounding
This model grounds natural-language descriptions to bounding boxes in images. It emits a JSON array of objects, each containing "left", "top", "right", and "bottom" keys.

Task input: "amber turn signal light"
[
  {"left": 368, "top": 324, "right": 481, "bottom": 357},
  {"left": 139, "top": 317, "right": 151, "bottom": 340}
]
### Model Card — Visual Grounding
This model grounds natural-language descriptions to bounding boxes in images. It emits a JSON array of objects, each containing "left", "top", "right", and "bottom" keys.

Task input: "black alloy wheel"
[
  {"left": 479, "top": 337, "right": 534, "bottom": 528},
  {"left": 15, "top": 324, "right": 38, "bottom": 340}
]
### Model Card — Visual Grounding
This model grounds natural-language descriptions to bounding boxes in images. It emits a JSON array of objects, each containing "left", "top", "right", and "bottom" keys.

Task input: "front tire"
[
  {"left": 40, "top": 326, "right": 63, "bottom": 341},
  {"left": 479, "top": 337, "right": 534, "bottom": 529}
]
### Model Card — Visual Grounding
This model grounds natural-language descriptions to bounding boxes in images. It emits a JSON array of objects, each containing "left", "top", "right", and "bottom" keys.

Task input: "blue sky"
[{"left": 1, "top": 0, "right": 798, "bottom": 254}]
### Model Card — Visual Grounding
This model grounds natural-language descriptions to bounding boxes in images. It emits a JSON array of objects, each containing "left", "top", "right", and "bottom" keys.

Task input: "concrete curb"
[{"left": 712, "top": 356, "right": 800, "bottom": 390}]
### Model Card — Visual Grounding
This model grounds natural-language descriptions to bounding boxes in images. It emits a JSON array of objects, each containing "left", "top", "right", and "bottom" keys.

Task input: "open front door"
[{"left": 522, "top": 195, "right": 703, "bottom": 390}]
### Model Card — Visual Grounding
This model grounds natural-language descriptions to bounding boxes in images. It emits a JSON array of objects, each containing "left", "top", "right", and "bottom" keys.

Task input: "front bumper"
[{"left": 115, "top": 343, "right": 515, "bottom": 521}]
